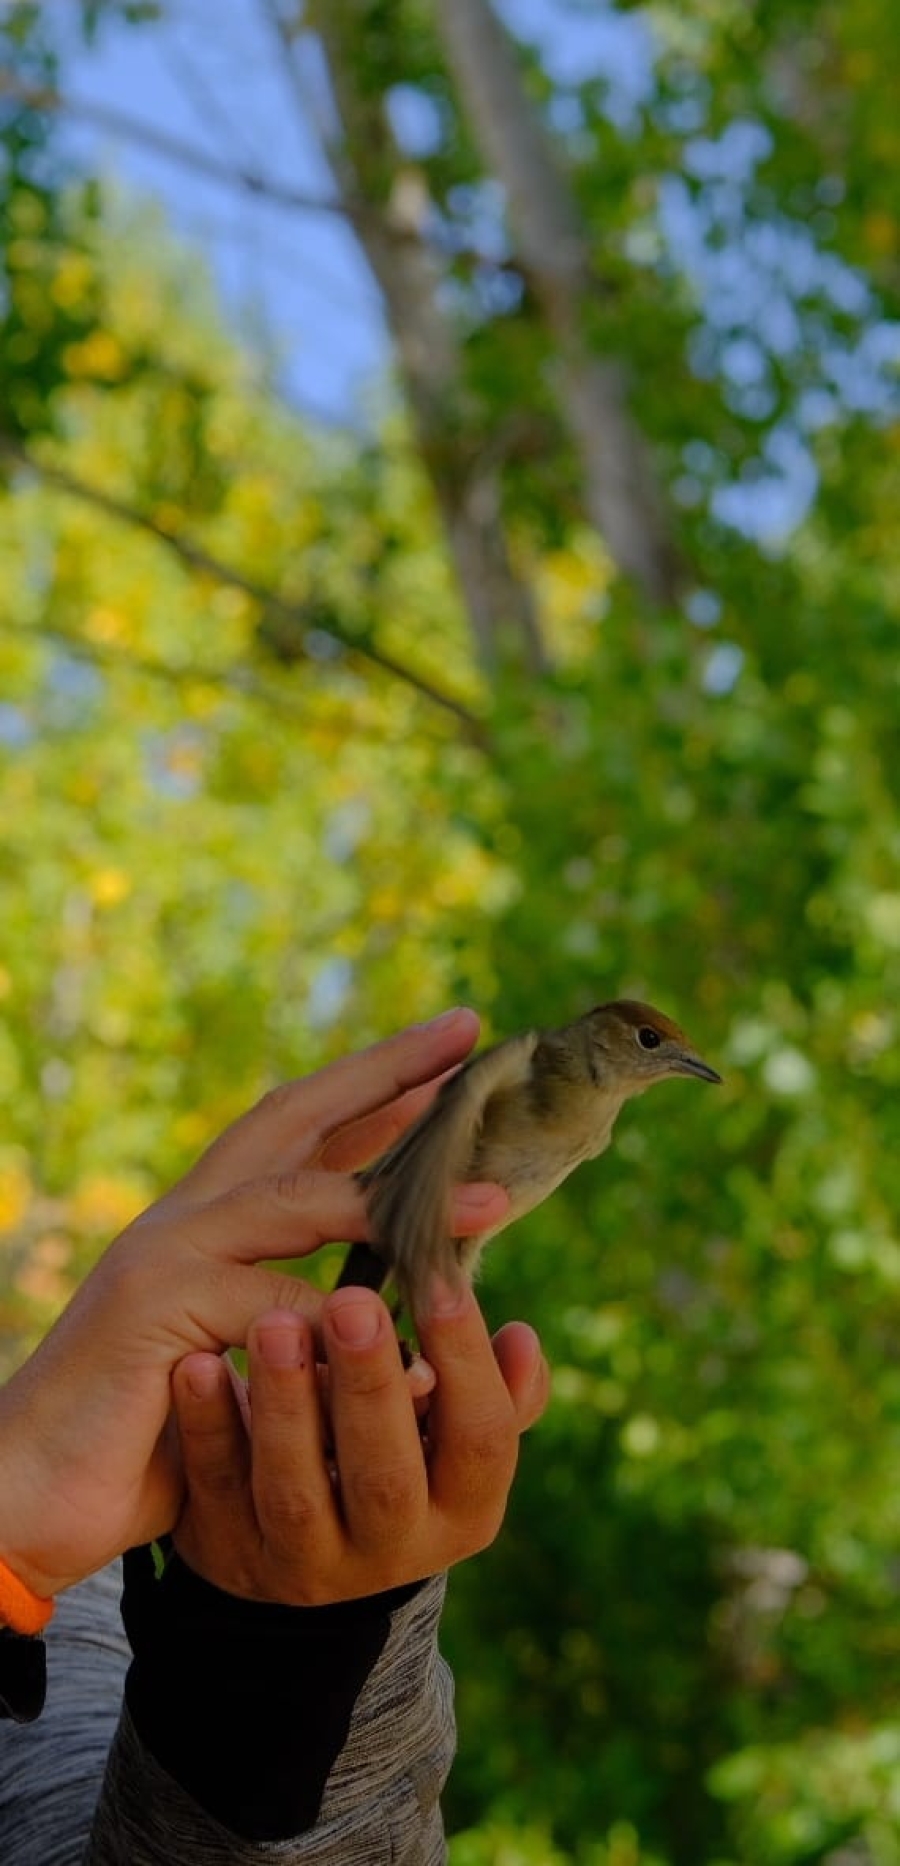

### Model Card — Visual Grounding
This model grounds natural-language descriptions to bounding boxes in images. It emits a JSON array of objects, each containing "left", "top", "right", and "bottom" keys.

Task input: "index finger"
[
  {"left": 174, "top": 1008, "right": 480, "bottom": 1203},
  {"left": 313, "top": 1068, "right": 460, "bottom": 1173}
]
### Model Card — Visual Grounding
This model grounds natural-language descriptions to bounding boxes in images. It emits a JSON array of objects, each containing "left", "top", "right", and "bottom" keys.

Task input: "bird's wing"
[{"left": 358, "top": 1032, "right": 536, "bottom": 1317}]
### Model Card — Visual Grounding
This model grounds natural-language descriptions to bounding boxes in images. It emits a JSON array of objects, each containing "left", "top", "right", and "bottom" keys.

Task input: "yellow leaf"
[
  {"left": 50, "top": 253, "right": 95, "bottom": 310},
  {"left": 862, "top": 210, "right": 898, "bottom": 256},
  {"left": 88, "top": 868, "right": 132, "bottom": 909},
  {"left": 85, "top": 606, "right": 131, "bottom": 645},
  {"left": 62, "top": 330, "right": 127, "bottom": 382},
  {"left": 70, "top": 1174, "right": 145, "bottom": 1234},
  {"left": 0, "top": 1163, "right": 30, "bottom": 1233},
  {"left": 172, "top": 1109, "right": 218, "bottom": 1151},
  {"left": 66, "top": 770, "right": 101, "bottom": 807}
]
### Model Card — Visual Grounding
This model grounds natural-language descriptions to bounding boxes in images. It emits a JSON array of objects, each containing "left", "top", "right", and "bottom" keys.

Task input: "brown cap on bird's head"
[{"left": 587, "top": 999, "right": 722, "bottom": 1088}]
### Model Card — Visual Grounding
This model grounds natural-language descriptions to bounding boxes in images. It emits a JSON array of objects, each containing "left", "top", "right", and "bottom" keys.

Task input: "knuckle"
[
  {"left": 270, "top": 1168, "right": 310, "bottom": 1209},
  {"left": 344, "top": 1461, "right": 421, "bottom": 1528},
  {"left": 258, "top": 1080, "right": 305, "bottom": 1122},
  {"left": 193, "top": 1460, "right": 247, "bottom": 1501},
  {"left": 333, "top": 1358, "right": 399, "bottom": 1401},
  {"left": 259, "top": 1165, "right": 314, "bottom": 1208},
  {"left": 242, "top": 1165, "right": 320, "bottom": 1230},
  {"left": 262, "top": 1165, "right": 363, "bottom": 1230},
  {"left": 98, "top": 1235, "right": 163, "bottom": 1311},
  {"left": 455, "top": 1409, "right": 519, "bottom": 1482},
  {"left": 258, "top": 1481, "right": 321, "bottom": 1550}
]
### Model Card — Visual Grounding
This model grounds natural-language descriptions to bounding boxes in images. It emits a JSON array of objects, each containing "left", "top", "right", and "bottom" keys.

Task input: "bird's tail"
[
  {"left": 351, "top": 1036, "right": 532, "bottom": 1320},
  {"left": 334, "top": 1240, "right": 391, "bottom": 1294}
]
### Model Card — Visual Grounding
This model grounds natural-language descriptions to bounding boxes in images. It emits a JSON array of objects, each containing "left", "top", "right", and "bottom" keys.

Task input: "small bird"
[{"left": 338, "top": 1000, "right": 721, "bottom": 1318}]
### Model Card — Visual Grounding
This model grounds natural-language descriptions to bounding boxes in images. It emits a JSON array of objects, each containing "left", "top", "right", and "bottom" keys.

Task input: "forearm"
[{"left": 82, "top": 1552, "right": 454, "bottom": 1865}]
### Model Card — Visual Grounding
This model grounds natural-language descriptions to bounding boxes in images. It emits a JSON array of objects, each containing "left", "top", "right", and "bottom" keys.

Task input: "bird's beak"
[{"left": 670, "top": 1049, "right": 722, "bottom": 1085}]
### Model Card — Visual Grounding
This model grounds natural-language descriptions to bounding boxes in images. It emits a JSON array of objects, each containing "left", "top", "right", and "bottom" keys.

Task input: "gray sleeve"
[
  {"left": 0, "top": 1566, "right": 454, "bottom": 1866},
  {"left": 0, "top": 1565, "right": 129, "bottom": 1866},
  {"left": 83, "top": 1574, "right": 455, "bottom": 1866}
]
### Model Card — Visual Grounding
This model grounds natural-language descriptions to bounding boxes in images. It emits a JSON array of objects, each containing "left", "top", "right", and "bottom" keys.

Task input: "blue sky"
[
  {"left": 47, "top": 3, "right": 900, "bottom": 540},
  {"left": 58, "top": 2, "right": 657, "bottom": 424},
  {"left": 63, "top": 0, "right": 389, "bottom": 422}
]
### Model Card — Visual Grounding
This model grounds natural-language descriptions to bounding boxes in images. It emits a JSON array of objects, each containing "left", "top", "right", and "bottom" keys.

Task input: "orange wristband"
[{"left": 0, "top": 1559, "right": 54, "bottom": 1635}]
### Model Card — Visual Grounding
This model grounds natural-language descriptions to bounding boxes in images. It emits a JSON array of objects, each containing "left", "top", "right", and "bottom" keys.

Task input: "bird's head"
[{"left": 585, "top": 999, "right": 722, "bottom": 1096}]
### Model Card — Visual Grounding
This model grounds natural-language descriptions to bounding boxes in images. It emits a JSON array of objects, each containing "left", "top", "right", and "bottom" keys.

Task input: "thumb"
[{"left": 163, "top": 1260, "right": 327, "bottom": 1359}]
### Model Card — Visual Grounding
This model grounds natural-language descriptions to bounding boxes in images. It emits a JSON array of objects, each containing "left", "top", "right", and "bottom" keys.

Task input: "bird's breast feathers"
[{"left": 473, "top": 1089, "right": 621, "bottom": 1220}]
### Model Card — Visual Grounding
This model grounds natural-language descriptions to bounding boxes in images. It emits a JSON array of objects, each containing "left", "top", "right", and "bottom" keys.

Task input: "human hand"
[
  {"left": 171, "top": 1283, "right": 549, "bottom": 1604},
  {"left": 0, "top": 1010, "right": 507, "bottom": 1601}
]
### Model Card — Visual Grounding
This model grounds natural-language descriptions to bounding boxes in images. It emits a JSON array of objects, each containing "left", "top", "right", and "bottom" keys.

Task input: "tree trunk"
[
  {"left": 433, "top": 0, "right": 680, "bottom": 606},
  {"left": 301, "top": 0, "right": 548, "bottom": 678}
]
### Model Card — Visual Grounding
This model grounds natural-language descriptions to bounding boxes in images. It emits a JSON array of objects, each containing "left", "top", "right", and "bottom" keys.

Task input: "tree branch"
[
  {"left": 0, "top": 61, "right": 528, "bottom": 297},
  {"left": 259, "top": 0, "right": 349, "bottom": 183},
  {"left": 0, "top": 610, "right": 316, "bottom": 719},
  {"left": 0, "top": 66, "right": 356, "bottom": 226},
  {"left": 0, "top": 435, "right": 481, "bottom": 735}
]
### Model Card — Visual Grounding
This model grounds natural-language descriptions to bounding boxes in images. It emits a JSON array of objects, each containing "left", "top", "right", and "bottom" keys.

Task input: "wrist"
[
  {"left": 0, "top": 1510, "right": 64, "bottom": 1602},
  {"left": 0, "top": 1482, "right": 60, "bottom": 1601},
  {"left": 0, "top": 1380, "right": 68, "bottom": 1604},
  {"left": 0, "top": 1454, "right": 61, "bottom": 1607}
]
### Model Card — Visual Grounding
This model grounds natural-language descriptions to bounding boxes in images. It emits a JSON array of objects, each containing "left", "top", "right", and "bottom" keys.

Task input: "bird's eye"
[{"left": 637, "top": 1026, "right": 661, "bottom": 1050}]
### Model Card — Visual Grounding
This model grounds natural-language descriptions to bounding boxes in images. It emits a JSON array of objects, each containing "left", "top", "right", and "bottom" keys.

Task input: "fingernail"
[
  {"left": 533, "top": 1354, "right": 551, "bottom": 1400},
  {"left": 186, "top": 1357, "right": 223, "bottom": 1401},
  {"left": 455, "top": 1181, "right": 507, "bottom": 1210},
  {"left": 327, "top": 1291, "right": 381, "bottom": 1347},
  {"left": 418, "top": 1006, "right": 470, "bottom": 1032},
  {"left": 426, "top": 1274, "right": 468, "bottom": 1318},
  {"left": 518, "top": 1326, "right": 543, "bottom": 1384},
  {"left": 406, "top": 1353, "right": 436, "bottom": 1394},
  {"left": 257, "top": 1321, "right": 304, "bottom": 1369}
]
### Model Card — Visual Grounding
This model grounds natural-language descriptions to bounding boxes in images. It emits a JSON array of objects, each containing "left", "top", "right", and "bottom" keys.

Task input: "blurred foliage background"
[{"left": 2, "top": 1, "right": 900, "bottom": 1860}]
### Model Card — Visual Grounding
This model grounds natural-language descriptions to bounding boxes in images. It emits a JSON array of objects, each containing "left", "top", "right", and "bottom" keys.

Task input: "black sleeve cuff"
[
  {"left": 121, "top": 1544, "right": 422, "bottom": 1842},
  {"left": 0, "top": 1627, "right": 47, "bottom": 1724}
]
